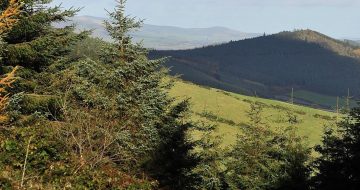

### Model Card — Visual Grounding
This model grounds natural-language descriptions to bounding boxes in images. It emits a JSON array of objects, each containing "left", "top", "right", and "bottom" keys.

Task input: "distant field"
[
  {"left": 293, "top": 90, "right": 357, "bottom": 109},
  {"left": 170, "top": 80, "right": 339, "bottom": 148}
]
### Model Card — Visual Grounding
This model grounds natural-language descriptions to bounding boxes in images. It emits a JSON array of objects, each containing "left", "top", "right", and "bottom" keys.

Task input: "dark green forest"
[
  {"left": 1, "top": 0, "right": 360, "bottom": 189},
  {"left": 151, "top": 30, "right": 360, "bottom": 109}
]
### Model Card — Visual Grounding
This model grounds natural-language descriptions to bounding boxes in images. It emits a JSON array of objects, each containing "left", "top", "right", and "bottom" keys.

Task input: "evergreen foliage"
[
  {"left": 1, "top": 0, "right": 199, "bottom": 188},
  {"left": 189, "top": 126, "right": 229, "bottom": 190},
  {"left": 312, "top": 106, "right": 360, "bottom": 190},
  {"left": 104, "top": 0, "right": 145, "bottom": 63},
  {"left": 0, "top": 0, "right": 88, "bottom": 70},
  {"left": 146, "top": 100, "right": 201, "bottom": 189},
  {"left": 225, "top": 102, "right": 310, "bottom": 190}
]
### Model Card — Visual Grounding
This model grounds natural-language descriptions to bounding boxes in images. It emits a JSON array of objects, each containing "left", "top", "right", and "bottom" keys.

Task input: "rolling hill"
[
  {"left": 56, "top": 16, "right": 259, "bottom": 50},
  {"left": 152, "top": 30, "right": 360, "bottom": 109},
  {"left": 170, "top": 79, "right": 337, "bottom": 148}
]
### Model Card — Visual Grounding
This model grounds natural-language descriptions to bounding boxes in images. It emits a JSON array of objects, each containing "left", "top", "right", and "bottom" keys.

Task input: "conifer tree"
[
  {"left": 189, "top": 126, "right": 229, "bottom": 190},
  {"left": 0, "top": 0, "right": 87, "bottom": 70},
  {"left": 146, "top": 100, "right": 201, "bottom": 189},
  {"left": 103, "top": 2, "right": 199, "bottom": 187},
  {"left": 104, "top": 0, "right": 145, "bottom": 63},
  {"left": 312, "top": 106, "right": 360, "bottom": 190},
  {"left": 2, "top": 0, "right": 200, "bottom": 187},
  {"left": 103, "top": 0, "right": 169, "bottom": 135},
  {"left": 226, "top": 101, "right": 310, "bottom": 190}
]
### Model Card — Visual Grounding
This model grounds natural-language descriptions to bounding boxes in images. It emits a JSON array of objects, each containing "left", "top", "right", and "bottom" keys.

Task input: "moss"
[
  {"left": 20, "top": 94, "right": 62, "bottom": 119},
  {"left": 9, "top": 78, "right": 36, "bottom": 93}
]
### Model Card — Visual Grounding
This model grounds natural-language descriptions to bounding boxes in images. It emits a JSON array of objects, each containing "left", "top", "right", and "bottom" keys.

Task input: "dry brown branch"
[
  {"left": 0, "top": 0, "right": 21, "bottom": 35},
  {"left": 0, "top": 0, "right": 22, "bottom": 122},
  {"left": 0, "top": 66, "right": 18, "bottom": 122},
  {"left": 21, "top": 136, "right": 33, "bottom": 187}
]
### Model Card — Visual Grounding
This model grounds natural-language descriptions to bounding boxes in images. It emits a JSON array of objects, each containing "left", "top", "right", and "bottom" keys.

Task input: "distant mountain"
[
  {"left": 56, "top": 16, "right": 259, "bottom": 50},
  {"left": 150, "top": 30, "right": 360, "bottom": 109}
]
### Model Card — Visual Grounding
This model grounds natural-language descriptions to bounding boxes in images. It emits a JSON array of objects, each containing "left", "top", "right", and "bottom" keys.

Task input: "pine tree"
[{"left": 312, "top": 106, "right": 360, "bottom": 190}]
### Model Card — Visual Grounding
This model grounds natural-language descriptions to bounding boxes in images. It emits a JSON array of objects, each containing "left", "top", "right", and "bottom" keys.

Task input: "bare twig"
[{"left": 21, "top": 136, "right": 33, "bottom": 187}]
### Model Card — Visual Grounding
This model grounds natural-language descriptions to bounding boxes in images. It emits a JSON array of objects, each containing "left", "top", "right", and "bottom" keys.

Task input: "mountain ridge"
[
  {"left": 277, "top": 30, "right": 360, "bottom": 57},
  {"left": 150, "top": 29, "right": 360, "bottom": 109},
  {"left": 56, "top": 15, "right": 260, "bottom": 50}
]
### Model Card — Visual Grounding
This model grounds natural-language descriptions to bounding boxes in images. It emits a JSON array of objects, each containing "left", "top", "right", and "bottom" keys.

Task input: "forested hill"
[{"left": 150, "top": 29, "right": 360, "bottom": 109}]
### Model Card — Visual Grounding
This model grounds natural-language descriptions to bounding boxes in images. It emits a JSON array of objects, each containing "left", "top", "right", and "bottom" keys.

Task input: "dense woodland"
[
  {"left": 151, "top": 30, "right": 360, "bottom": 108},
  {"left": 0, "top": 0, "right": 360, "bottom": 189}
]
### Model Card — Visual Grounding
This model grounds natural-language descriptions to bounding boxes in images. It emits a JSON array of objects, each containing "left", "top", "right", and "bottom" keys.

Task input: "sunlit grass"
[{"left": 171, "top": 80, "right": 338, "bottom": 148}]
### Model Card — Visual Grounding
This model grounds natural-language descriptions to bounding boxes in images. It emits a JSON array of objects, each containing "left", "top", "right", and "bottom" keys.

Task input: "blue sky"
[{"left": 51, "top": 0, "right": 360, "bottom": 38}]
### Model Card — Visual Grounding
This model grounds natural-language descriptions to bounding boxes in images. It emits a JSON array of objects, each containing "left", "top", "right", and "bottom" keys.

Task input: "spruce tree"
[
  {"left": 0, "top": 0, "right": 87, "bottom": 70},
  {"left": 312, "top": 106, "right": 360, "bottom": 190},
  {"left": 103, "top": 1, "right": 199, "bottom": 187},
  {"left": 189, "top": 126, "right": 229, "bottom": 190},
  {"left": 226, "top": 101, "right": 310, "bottom": 190},
  {"left": 104, "top": 0, "right": 145, "bottom": 63},
  {"left": 146, "top": 100, "right": 200, "bottom": 190}
]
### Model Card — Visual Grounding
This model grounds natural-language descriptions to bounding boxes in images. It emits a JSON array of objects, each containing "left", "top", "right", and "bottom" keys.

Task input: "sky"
[{"left": 51, "top": 0, "right": 360, "bottom": 39}]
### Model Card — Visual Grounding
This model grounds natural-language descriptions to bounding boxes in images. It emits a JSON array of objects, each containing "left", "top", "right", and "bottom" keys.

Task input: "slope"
[
  {"left": 170, "top": 80, "right": 337, "bottom": 147},
  {"left": 152, "top": 30, "right": 360, "bottom": 109}
]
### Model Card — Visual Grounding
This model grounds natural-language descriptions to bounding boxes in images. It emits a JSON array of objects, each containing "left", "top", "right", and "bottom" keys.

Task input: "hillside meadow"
[{"left": 170, "top": 80, "right": 338, "bottom": 147}]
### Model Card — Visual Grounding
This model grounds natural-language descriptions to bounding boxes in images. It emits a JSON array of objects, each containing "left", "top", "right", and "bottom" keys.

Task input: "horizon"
[{"left": 51, "top": 0, "right": 360, "bottom": 39}]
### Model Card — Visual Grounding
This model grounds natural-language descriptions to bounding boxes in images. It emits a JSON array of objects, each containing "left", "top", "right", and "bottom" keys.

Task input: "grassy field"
[
  {"left": 293, "top": 90, "right": 357, "bottom": 109},
  {"left": 170, "top": 80, "right": 339, "bottom": 148}
]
